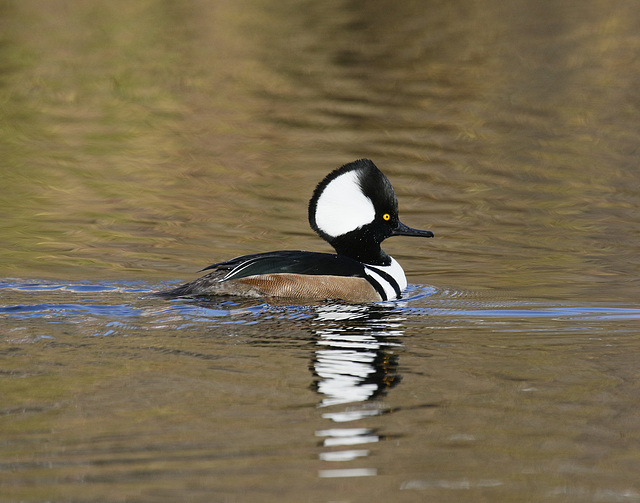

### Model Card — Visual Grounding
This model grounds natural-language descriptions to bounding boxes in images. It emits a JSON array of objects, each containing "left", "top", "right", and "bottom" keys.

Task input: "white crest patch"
[{"left": 314, "top": 170, "right": 376, "bottom": 237}]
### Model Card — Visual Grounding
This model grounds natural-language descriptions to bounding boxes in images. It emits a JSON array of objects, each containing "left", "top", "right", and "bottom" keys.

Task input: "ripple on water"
[{"left": 1, "top": 280, "right": 639, "bottom": 328}]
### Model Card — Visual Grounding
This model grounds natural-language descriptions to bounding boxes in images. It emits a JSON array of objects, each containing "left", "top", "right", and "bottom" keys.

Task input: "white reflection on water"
[
  {"left": 319, "top": 449, "right": 369, "bottom": 462},
  {"left": 311, "top": 303, "right": 406, "bottom": 478},
  {"left": 316, "top": 428, "right": 379, "bottom": 447},
  {"left": 313, "top": 304, "right": 404, "bottom": 407},
  {"left": 314, "top": 349, "right": 379, "bottom": 406},
  {"left": 318, "top": 468, "right": 377, "bottom": 478}
]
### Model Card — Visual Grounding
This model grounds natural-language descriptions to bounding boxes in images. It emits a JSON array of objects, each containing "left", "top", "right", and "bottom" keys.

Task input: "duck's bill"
[{"left": 393, "top": 221, "right": 434, "bottom": 238}]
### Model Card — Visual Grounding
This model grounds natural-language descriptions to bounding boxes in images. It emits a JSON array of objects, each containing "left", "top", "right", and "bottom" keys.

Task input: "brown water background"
[{"left": 1, "top": 0, "right": 640, "bottom": 501}]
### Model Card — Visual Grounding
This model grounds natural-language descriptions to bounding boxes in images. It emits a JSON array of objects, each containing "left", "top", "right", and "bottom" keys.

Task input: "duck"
[{"left": 158, "top": 159, "right": 434, "bottom": 303}]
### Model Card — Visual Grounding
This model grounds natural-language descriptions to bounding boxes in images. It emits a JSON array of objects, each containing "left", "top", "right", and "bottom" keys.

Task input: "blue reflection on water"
[{"left": 1, "top": 280, "right": 640, "bottom": 323}]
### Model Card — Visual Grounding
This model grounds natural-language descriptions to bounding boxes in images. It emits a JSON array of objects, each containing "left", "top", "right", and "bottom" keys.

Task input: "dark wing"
[
  {"left": 155, "top": 250, "right": 377, "bottom": 299},
  {"left": 202, "top": 250, "right": 367, "bottom": 281}
]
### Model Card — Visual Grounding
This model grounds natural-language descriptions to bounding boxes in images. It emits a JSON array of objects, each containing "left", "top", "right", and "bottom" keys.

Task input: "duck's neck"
[{"left": 331, "top": 238, "right": 391, "bottom": 266}]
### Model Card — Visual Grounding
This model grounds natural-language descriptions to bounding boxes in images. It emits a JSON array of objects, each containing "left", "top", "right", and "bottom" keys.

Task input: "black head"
[{"left": 308, "top": 159, "right": 434, "bottom": 265}]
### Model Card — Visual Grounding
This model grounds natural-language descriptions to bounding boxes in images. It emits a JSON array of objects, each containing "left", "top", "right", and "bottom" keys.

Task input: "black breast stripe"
[
  {"left": 364, "top": 265, "right": 402, "bottom": 300},
  {"left": 362, "top": 274, "right": 388, "bottom": 301}
]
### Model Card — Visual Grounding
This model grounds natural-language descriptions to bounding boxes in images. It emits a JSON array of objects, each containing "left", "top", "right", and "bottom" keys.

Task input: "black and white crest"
[{"left": 308, "top": 159, "right": 398, "bottom": 242}]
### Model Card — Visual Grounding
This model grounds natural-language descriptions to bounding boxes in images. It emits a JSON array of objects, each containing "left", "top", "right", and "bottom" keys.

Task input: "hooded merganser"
[{"left": 159, "top": 159, "right": 434, "bottom": 303}]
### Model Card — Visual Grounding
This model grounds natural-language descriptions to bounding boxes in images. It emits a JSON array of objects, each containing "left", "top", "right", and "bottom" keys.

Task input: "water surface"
[{"left": 2, "top": 0, "right": 640, "bottom": 501}]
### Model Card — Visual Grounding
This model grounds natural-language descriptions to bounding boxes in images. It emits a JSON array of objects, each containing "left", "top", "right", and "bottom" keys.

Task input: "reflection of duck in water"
[
  {"left": 159, "top": 159, "right": 433, "bottom": 303},
  {"left": 310, "top": 304, "right": 404, "bottom": 408},
  {"left": 310, "top": 304, "right": 407, "bottom": 479}
]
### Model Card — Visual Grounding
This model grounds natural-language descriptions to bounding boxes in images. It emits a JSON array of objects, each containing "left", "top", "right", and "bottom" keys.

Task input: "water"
[{"left": 2, "top": 0, "right": 640, "bottom": 501}]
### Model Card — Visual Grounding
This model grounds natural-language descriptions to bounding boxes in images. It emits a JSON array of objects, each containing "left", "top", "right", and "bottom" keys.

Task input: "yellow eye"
[{"left": 382, "top": 213, "right": 391, "bottom": 221}]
